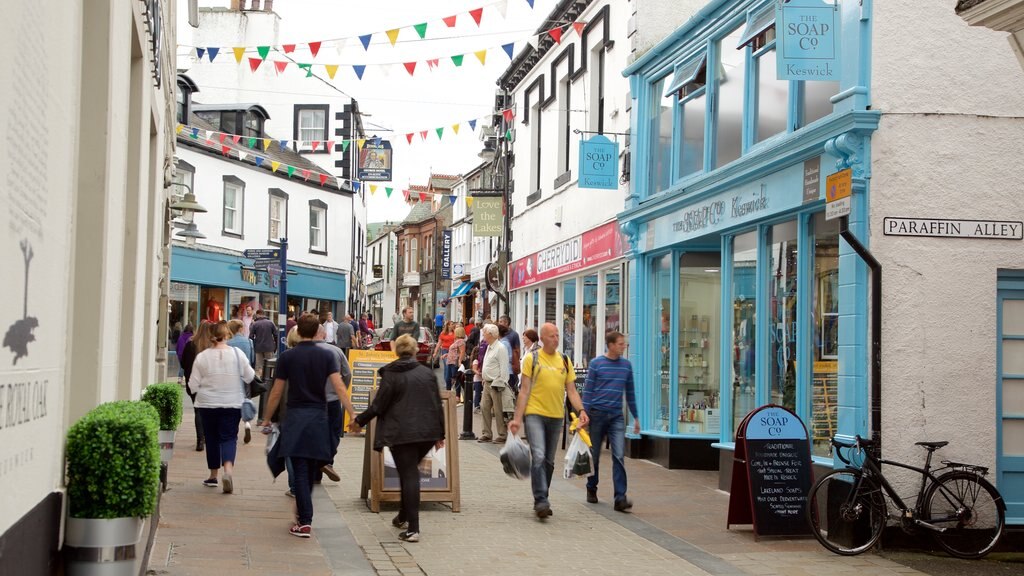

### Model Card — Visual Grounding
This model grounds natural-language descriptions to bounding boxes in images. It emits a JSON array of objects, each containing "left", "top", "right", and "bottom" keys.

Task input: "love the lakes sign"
[{"left": 882, "top": 218, "right": 1023, "bottom": 240}]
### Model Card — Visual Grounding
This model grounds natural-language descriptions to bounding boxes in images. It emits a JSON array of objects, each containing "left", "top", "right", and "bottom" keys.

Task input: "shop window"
[
  {"left": 605, "top": 271, "right": 621, "bottom": 334},
  {"left": 801, "top": 80, "right": 839, "bottom": 127},
  {"left": 309, "top": 200, "right": 327, "bottom": 254},
  {"left": 730, "top": 231, "right": 758, "bottom": 437},
  {"left": 562, "top": 279, "right": 577, "bottom": 364},
  {"left": 714, "top": 26, "right": 746, "bottom": 168},
  {"left": 666, "top": 54, "right": 708, "bottom": 180},
  {"left": 168, "top": 282, "right": 200, "bottom": 339},
  {"left": 678, "top": 252, "right": 722, "bottom": 435},
  {"left": 545, "top": 287, "right": 557, "bottom": 330},
  {"left": 582, "top": 274, "right": 599, "bottom": 367},
  {"left": 201, "top": 287, "right": 228, "bottom": 323},
  {"left": 767, "top": 220, "right": 799, "bottom": 412},
  {"left": 268, "top": 189, "right": 288, "bottom": 244},
  {"left": 649, "top": 75, "right": 674, "bottom": 193},
  {"left": 223, "top": 176, "right": 245, "bottom": 237},
  {"left": 810, "top": 213, "right": 839, "bottom": 457},
  {"left": 589, "top": 44, "right": 606, "bottom": 134},
  {"left": 754, "top": 44, "right": 788, "bottom": 143},
  {"left": 530, "top": 101, "right": 543, "bottom": 201},
  {"left": 557, "top": 75, "right": 572, "bottom": 179},
  {"left": 295, "top": 106, "right": 328, "bottom": 151},
  {"left": 651, "top": 254, "right": 673, "bottom": 432}
]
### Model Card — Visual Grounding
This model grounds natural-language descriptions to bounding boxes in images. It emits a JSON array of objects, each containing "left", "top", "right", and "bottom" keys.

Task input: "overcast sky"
[{"left": 177, "top": 0, "right": 552, "bottom": 222}]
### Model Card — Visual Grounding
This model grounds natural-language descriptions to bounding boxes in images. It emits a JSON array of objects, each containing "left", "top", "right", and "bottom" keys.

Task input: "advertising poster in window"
[{"left": 357, "top": 140, "right": 393, "bottom": 181}]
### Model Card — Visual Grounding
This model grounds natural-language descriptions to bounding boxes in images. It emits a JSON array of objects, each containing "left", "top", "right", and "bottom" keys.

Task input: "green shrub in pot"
[
  {"left": 65, "top": 400, "right": 161, "bottom": 519},
  {"left": 141, "top": 382, "right": 182, "bottom": 431}
]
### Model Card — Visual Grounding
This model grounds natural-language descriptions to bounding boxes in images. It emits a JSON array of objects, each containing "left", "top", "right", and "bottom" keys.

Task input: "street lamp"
[{"left": 169, "top": 182, "right": 208, "bottom": 245}]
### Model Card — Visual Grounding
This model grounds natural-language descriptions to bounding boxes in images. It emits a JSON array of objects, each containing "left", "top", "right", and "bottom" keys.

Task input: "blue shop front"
[{"left": 620, "top": 0, "right": 877, "bottom": 484}]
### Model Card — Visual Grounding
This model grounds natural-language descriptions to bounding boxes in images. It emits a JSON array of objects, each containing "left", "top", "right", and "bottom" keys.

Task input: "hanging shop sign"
[
  {"left": 578, "top": 135, "right": 620, "bottom": 190},
  {"left": 440, "top": 229, "right": 453, "bottom": 280},
  {"left": 357, "top": 140, "right": 393, "bottom": 182},
  {"left": 472, "top": 196, "right": 503, "bottom": 237},
  {"left": 508, "top": 221, "right": 626, "bottom": 291},
  {"left": 776, "top": 0, "right": 840, "bottom": 81},
  {"left": 882, "top": 218, "right": 1023, "bottom": 240}
]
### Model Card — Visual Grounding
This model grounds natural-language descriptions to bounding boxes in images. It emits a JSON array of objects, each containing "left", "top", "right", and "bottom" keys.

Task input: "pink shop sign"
[{"left": 508, "top": 221, "right": 625, "bottom": 291}]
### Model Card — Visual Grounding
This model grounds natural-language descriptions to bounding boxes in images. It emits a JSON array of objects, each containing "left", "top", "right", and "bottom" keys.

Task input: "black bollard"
[{"left": 458, "top": 372, "right": 476, "bottom": 440}]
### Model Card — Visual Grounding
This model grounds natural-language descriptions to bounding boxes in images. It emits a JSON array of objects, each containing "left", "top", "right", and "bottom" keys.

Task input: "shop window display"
[
  {"left": 169, "top": 282, "right": 200, "bottom": 338},
  {"left": 562, "top": 279, "right": 576, "bottom": 364},
  {"left": 605, "top": 271, "right": 621, "bottom": 334},
  {"left": 582, "top": 274, "right": 599, "bottom": 367},
  {"left": 678, "top": 253, "right": 721, "bottom": 435},
  {"left": 651, "top": 254, "right": 673, "bottom": 432},
  {"left": 730, "top": 232, "right": 758, "bottom": 437},
  {"left": 201, "top": 287, "right": 227, "bottom": 322},
  {"left": 810, "top": 213, "right": 839, "bottom": 456},
  {"left": 768, "top": 221, "right": 798, "bottom": 412}
]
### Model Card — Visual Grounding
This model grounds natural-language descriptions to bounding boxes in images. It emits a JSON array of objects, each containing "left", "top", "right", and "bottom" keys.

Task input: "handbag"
[
  {"left": 236, "top": 350, "right": 257, "bottom": 421},
  {"left": 247, "top": 375, "right": 268, "bottom": 398}
]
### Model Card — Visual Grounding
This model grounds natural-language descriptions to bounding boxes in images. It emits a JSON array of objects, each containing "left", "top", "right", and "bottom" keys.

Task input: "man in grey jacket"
[{"left": 478, "top": 324, "right": 509, "bottom": 443}]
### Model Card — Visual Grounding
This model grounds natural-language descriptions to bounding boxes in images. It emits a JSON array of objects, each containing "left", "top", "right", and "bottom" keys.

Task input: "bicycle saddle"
[{"left": 915, "top": 440, "right": 948, "bottom": 450}]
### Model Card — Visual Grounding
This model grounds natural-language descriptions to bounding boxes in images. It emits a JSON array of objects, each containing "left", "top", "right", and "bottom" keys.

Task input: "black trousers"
[{"left": 391, "top": 441, "right": 435, "bottom": 533}]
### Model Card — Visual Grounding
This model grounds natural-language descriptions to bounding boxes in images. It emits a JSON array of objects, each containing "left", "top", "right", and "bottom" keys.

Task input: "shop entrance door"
[
  {"left": 677, "top": 252, "right": 722, "bottom": 435},
  {"left": 997, "top": 279, "right": 1024, "bottom": 525}
]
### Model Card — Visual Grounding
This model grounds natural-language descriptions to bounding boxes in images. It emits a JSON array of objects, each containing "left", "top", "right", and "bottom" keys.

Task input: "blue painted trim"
[
  {"left": 996, "top": 283, "right": 1024, "bottom": 524},
  {"left": 720, "top": 234, "right": 734, "bottom": 439},
  {"left": 796, "top": 213, "right": 812, "bottom": 431},
  {"left": 669, "top": 253, "right": 681, "bottom": 431},
  {"left": 171, "top": 245, "right": 346, "bottom": 300},
  {"left": 623, "top": 0, "right": 734, "bottom": 77},
  {"left": 755, "top": 224, "right": 769, "bottom": 407},
  {"left": 829, "top": 85, "right": 868, "bottom": 104}
]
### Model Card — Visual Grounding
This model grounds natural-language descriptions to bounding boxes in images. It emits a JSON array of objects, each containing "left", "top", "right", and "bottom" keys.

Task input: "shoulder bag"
[{"left": 236, "top": 349, "right": 257, "bottom": 421}]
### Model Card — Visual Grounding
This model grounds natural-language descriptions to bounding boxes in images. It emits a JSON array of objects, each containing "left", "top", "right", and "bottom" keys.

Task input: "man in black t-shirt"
[
  {"left": 391, "top": 306, "right": 421, "bottom": 340},
  {"left": 261, "top": 314, "right": 356, "bottom": 539}
]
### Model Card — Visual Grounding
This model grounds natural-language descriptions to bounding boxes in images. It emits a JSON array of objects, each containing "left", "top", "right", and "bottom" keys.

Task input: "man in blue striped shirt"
[{"left": 582, "top": 331, "right": 640, "bottom": 512}]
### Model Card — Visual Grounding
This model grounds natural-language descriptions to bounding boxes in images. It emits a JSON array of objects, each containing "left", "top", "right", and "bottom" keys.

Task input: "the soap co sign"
[
  {"left": 776, "top": 0, "right": 840, "bottom": 81},
  {"left": 578, "top": 135, "right": 619, "bottom": 190},
  {"left": 508, "top": 221, "right": 626, "bottom": 290}
]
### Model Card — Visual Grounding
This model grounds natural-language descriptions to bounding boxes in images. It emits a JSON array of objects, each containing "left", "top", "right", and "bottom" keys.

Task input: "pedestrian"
[
  {"left": 226, "top": 319, "right": 255, "bottom": 444},
  {"left": 260, "top": 314, "right": 356, "bottom": 538},
  {"left": 350, "top": 334, "right": 445, "bottom": 543},
  {"left": 445, "top": 327, "right": 467, "bottom": 401},
  {"left": 346, "top": 313, "right": 360, "bottom": 345},
  {"left": 391, "top": 306, "right": 421, "bottom": 339},
  {"left": 241, "top": 303, "right": 255, "bottom": 337},
  {"left": 433, "top": 310, "right": 445, "bottom": 337},
  {"left": 497, "top": 315, "right": 522, "bottom": 394},
  {"left": 250, "top": 311, "right": 278, "bottom": 379},
  {"left": 432, "top": 321, "right": 454, "bottom": 374},
  {"left": 359, "top": 313, "right": 375, "bottom": 348},
  {"left": 478, "top": 324, "right": 510, "bottom": 444},
  {"left": 522, "top": 328, "right": 540, "bottom": 356},
  {"left": 180, "top": 322, "right": 211, "bottom": 451},
  {"left": 189, "top": 321, "right": 256, "bottom": 493},
  {"left": 509, "top": 322, "right": 589, "bottom": 519},
  {"left": 322, "top": 311, "right": 340, "bottom": 346},
  {"left": 285, "top": 310, "right": 297, "bottom": 335},
  {"left": 336, "top": 312, "right": 355, "bottom": 357},
  {"left": 469, "top": 324, "right": 487, "bottom": 412},
  {"left": 314, "top": 325, "right": 356, "bottom": 484},
  {"left": 582, "top": 331, "right": 640, "bottom": 512},
  {"left": 176, "top": 323, "right": 193, "bottom": 385}
]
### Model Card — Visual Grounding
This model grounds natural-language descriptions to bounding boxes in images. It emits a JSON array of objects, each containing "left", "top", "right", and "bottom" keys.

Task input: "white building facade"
[{"left": 365, "top": 223, "right": 399, "bottom": 332}]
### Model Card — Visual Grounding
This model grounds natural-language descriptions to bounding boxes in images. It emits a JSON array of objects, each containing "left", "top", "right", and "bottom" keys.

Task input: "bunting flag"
[
  {"left": 282, "top": 44, "right": 296, "bottom": 54},
  {"left": 257, "top": 46, "right": 271, "bottom": 60},
  {"left": 233, "top": 47, "right": 245, "bottom": 63},
  {"left": 413, "top": 23, "right": 428, "bottom": 39},
  {"left": 548, "top": 26, "right": 564, "bottom": 44},
  {"left": 248, "top": 57, "right": 262, "bottom": 72},
  {"left": 254, "top": 157, "right": 264, "bottom": 167},
  {"left": 356, "top": 139, "right": 366, "bottom": 149},
  {"left": 196, "top": 48, "right": 205, "bottom": 60},
  {"left": 176, "top": 124, "right": 184, "bottom": 134},
  {"left": 341, "top": 140, "right": 351, "bottom": 153},
  {"left": 247, "top": 137, "right": 257, "bottom": 148},
  {"left": 386, "top": 29, "right": 401, "bottom": 46},
  {"left": 420, "top": 130, "right": 428, "bottom": 141},
  {"left": 301, "top": 169, "right": 311, "bottom": 181},
  {"left": 502, "top": 108, "right": 515, "bottom": 123},
  {"left": 495, "top": 0, "right": 509, "bottom": 18},
  {"left": 419, "top": 192, "right": 429, "bottom": 202},
  {"left": 274, "top": 60, "right": 288, "bottom": 74},
  {"left": 451, "top": 123, "right": 460, "bottom": 135},
  {"left": 525, "top": 0, "right": 535, "bottom": 8},
  {"left": 505, "top": 128, "right": 513, "bottom": 141},
  {"left": 572, "top": 21, "right": 586, "bottom": 36},
  {"left": 359, "top": 33, "right": 373, "bottom": 50},
  {"left": 221, "top": 145, "right": 231, "bottom": 155},
  {"left": 270, "top": 161, "right": 281, "bottom": 173},
  {"left": 449, "top": 195, "right": 457, "bottom": 206},
  {"left": 468, "top": 119, "right": 477, "bottom": 131},
  {"left": 324, "top": 64, "right": 339, "bottom": 79},
  {"left": 207, "top": 47, "right": 220, "bottom": 62},
  {"left": 427, "top": 58, "right": 440, "bottom": 70},
  {"left": 385, "top": 187, "right": 394, "bottom": 197},
  {"left": 279, "top": 140, "right": 289, "bottom": 152},
  {"left": 297, "top": 63, "right": 313, "bottom": 77},
  {"left": 231, "top": 134, "right": 241, "bottom": 144},
  {"left": 406, "top": 133, "right": 414, "bottom": 144},
  {"left": 502, "top": 42, "right": 514, "bottom": 60},
  {"left": 469, "top": 7, "right": 483, "bottom": 26},
  {"left": 436, "top": 127, "right": 444, "bottom": 139},
  {"left": 474, "top": 49, "right": 487, "bottom": 65},
  {"left": 262, "top": 138, "right": 272, "bottom": 151},
  {"left": 403, "top": 190, "right": 411, "bottom": 201},
  {"left": 218, "top": 133, "right": 227, "bottom": 143},
  {"left": 451, "top": 54, "right": 464, "bottom": 67},
  {"left": 466, "top": 196, "right": 474, "bottom": 207},
  {"left": 238, "top": 151, "right": 248, "bottom": 161},
  {"left": 443, "top": 15, "right": 457, "bottom": 27},
  {"left": 319, "top": 174, "right": 329, "bottom": 186},
  {"left": 308, "top": 41, "right": 321, "bottom": 57},
  {"left": 370, "top": 184, "right": 378, "bottom": 194},
  {"left": 403, "top": 61, "right": 417, "bottom": 76},
  {"left": 311, "top": 140, "right": 320, "bottom": 152},
  {"left": 287, "top": 165, "right": 296, "bottom": 177},
  {"left": 326, "top": 140, "right": 335, "bottom": 151},
  {"left": 352, "top": 64, "right": 366, "bottom": 80}
]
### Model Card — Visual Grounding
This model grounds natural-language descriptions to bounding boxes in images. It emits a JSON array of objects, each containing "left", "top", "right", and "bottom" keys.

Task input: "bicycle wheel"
[
  {"left": 806, "top": 469, "right": 886, "bottom": 555},
  {"left": 922, "top": 471, "right": 1004, "bottom": 559}
]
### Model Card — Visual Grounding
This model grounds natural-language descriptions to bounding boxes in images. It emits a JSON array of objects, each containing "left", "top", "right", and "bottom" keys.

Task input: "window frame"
[
  {"left": 293, "top": 105, "right": 330, "bottom": 152},
  {"left": 268, "top": 188, "right": 288, "bottom": 245},
  {"left": 222, "top": 175, "right": 245, "bottom": 238},
  {"left": 171, "top": 159, "right": 195, "bottom": 201},
  {"left": 308, "top": 199, "right": 327, "bottom": 255}
]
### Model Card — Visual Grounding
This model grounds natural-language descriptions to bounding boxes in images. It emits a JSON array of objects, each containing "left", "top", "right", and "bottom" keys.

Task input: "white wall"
[{"left": 631, "top": 0, "right": 706, "bottom": 62}]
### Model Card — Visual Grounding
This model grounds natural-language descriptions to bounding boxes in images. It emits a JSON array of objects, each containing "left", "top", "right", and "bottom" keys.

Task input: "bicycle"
[{"left": 806, "top": 435, "right": 1005, "bottom": 559}]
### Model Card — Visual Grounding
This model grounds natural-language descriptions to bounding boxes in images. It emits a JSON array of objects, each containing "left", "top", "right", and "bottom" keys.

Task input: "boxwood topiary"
[
  {"left": 141, "top": 382, "right": 183, "bottom": 431},
  {"left": 66, "top": 400, "right": 161, "bottom": 519}
]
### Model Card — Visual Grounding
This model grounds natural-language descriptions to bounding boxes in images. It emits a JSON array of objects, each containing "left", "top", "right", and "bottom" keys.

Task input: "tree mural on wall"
[{"left": 4, "top": 239, "right": 38, "bottom": 364}]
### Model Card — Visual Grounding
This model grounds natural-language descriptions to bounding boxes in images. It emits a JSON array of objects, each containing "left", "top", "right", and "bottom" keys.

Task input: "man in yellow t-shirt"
[{"left": 509, "top": 323, "right": 589, "bottom": 519}]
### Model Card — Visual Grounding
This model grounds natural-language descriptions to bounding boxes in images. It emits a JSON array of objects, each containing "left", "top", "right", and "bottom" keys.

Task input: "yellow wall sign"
[{"left": 825, "top": 169, "right": 851, "bottom": 202}]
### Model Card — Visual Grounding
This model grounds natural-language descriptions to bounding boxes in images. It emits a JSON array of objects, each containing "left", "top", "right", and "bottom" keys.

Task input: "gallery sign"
[
  {"left": 578, "top": 135, "right": 619, "bottom": 190},
  {"left": 508, "top": 221, "right": 626, "bottom": 291},
  {"left": 883, "top": 218, "right": 1023, "bottom": 240},
  {"left": 440, "top": 229, "right": 452, "bottom": 280},
  {"left": 776, "top": 0, "right": 840, "bottom": 81}
]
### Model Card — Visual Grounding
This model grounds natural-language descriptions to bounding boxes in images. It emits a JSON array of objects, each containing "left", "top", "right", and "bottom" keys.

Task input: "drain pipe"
[{"left": 838, "top": 216, "right": 882, "bottom": 457}]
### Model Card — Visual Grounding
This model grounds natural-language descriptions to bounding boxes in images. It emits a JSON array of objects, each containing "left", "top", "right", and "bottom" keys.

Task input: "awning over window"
[
  {"left": 450, "top": 280, "right": 476, "bottom": 298},
  {"left": 663, "top": 54, "right": 706, "bottom": 97},
  {"left": 737, "top": 6, "right": 775, "bottom": 49}
]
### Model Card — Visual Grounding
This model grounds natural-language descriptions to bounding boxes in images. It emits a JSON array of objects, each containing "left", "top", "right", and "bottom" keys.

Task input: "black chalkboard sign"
[{"left": 727, "top": 404, "right": 813, "bottom": 538}]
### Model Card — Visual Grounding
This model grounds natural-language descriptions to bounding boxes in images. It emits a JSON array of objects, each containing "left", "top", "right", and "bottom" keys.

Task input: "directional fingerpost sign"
[
  {"left": 244, "top": 248, "right": 280, "bottom": 259},
  {"left": 253, "top": 258, "right": 278, "bottom": 268}
]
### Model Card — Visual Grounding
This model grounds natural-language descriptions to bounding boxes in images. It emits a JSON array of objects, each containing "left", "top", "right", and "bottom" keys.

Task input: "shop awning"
[{"left": 450, "top": 280, "right": 475, "bottom": 298}]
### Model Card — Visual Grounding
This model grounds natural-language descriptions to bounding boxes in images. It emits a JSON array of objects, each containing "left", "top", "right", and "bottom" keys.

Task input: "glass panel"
[
  {"left": 678, "top": 253, "right": 721, "bottom": 435},
  {"left": 605, "top": 271, "right": 621, "bottom": 333},
  {"left": 1004, "top": 420, "right": 1024, "bottom": 456},
  {"left": 1004, "top": 340, "right": 1024, "bottom": 374},
  {"left": 582, "top": 274, "right": 599, "bottom": 367},
  {"left": 652, "top": 254, "right": 673, "bottom": 432},
  {"left": 562, "top": 279, "right": 577, "bottom": 364},
  {"left": 545, "top": 287, "right": 557, "bottom": 329},
  {"left": 200, "top": 287, "right": 228, "bottom": 323},
  {"left": 649, "top": 76, "right": 673, "bottom": 194},
  {"left": 731, "top": 232, "right": 758, "bottom": 436},
  {"left": 802, "top": 80, "right": 838, "bottom": 127},
  {"left": 221, "top": 112, "right": 237, "bottom": 135},
  {"left": 533, "top": 289, "right": 539, "bottom": 329},
  {"left": 168, "top": 282, "right": 200, "bottom": 348},
  {"left": 1003, "top": 300, "right": 1024, "bottom": 335},
  {"left": 1004, "top": 379, "right": 1024, "bottom": 414},
  {"left": 679, "top": 92, "right": 706, "bottom": 178},
  {"left": 768, "top": 220, "right": 798, "bottom": 412},
  {"left": 715, "top": 26, "right": 745, "bottom": 168},
  {"left": 756, "top": 49, "right": 788, "bottom": 143},
  {"left": 810, "top": 212, "right": 840, "bottom": 456}
]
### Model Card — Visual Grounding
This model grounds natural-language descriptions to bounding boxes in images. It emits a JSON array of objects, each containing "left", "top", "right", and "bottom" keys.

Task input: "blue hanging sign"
[
  {"left": 775, "top": 0, "right": 840, "bottom": 81},
  {"left": 578, "top": 135, "right": 619, "bottom": 190}
]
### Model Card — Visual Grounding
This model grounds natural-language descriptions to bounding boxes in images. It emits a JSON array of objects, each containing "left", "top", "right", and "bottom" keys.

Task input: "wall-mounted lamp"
[
  {"left": 169, "top": 182, "right": 208, "bottom": 245},
  {"left": 478, "top": 139, "right": 496, "bottom": 161}
]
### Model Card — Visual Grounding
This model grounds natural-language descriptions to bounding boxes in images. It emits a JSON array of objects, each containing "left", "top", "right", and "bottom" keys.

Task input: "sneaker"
[
  {"left": 614, "top": 497, "right": 634, "bottom": 512},
  {"left": 289, "top": 524, "right": 312, "bottom": 538},
  {"left": 494, "top": 437, "right": 507, "bottom": 443},
  {"left": 586, "top": 488, "right": 598, "bottom": 504},
  {"left": 285, "top": 489, "right": 295, "bottom": 498},
  {"left": 222, "top": 474, "right": 233, "bottom": 494},
  {"left": 473, "top": 407, "right": 481, "bottom": 414},
  {"left": 391, "top": 514, "right": 408, "bottom": 529},
  {"left": 320, "top": 464, "right": 341, "bottom": 482},
  {"left": 397, "top": 530, "right": 420, "bottom": 542},
  {"left": 202, "top": 478, "right": 218, "bottom": 488},
  {"left": 244, "top": 422, "right": 252, "bottom": 444},
  {"left": 477, "top": 437, "right": 493, "bottom": 443},
  {"left": 534, "top": 501, "right": 552, "bottom": 519}
]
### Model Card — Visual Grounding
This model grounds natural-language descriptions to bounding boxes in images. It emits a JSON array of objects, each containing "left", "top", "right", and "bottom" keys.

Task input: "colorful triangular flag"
[
  {"left": 270, "top": 161, "right": 281, "bottom": 173},
  {"left": 325, "top": 64, "right": 338, "bottom": 79},
  {"left": 443, "top": 15, "right": 457, "bottom": 27},
  {"left": 406, "top": 133, "right": 414, "bottom": 144},
  {"left": 233, "top": 47, "right": 245, "bottom": 63},
  {"left": 356, "top": 139, "right": 366, "bottom": 149},
  {"left": 436, "top": 127, "right": 444, "bottom": 139},
  {"left": 221, "top": 145, "right": 230, "bottom": 155},
  {"left": 189, "top": 127, "right": 199, "bottom": 138},
  {"left": 342, "top": 140, "right": 351, "bottom": 153},
  {"left": 231, "top": 135, "right": 241, "bottom": 144},
  {"left": 248, "top": 57, "right": 262, "bottom": 72},
  {"left": 319, "top": 173, "right": 329, "bottom": 186},
  {"left": 302, "top": 169, "right": 311, "bottom": 181},
  {"left": 279, "top": 140, "right": 289, "bottom": 152},
  {"left": 326, "top": 140, "right": 335, "bottom": 151},
  {"left": 257, "top": 46, "right": 270, "bottom": 59},
  {"left": 573, "top": 21, "right": 586, "bottom": 36},
  {"left": 218, "top": 133, "right": 227, "bottom": 143},
  {"left": 419, "top": 192, "right": 429, "bottom": 202},
  {"left": 549, "top": 26, "right": 564, "bottom": 44},
  {"left": 469, "top": 7, "right": 483, "bottom": 25},
  {"left": 282, "top": 44, "right": 296, "bottom": 54},
  {"left": 525, "top": 0, "right": 535, "bottom": 8},
  {"left": 262, "top": 138, "right": 272, "bottom": 151},
  {"left": 359, "top": 33, "right": 372, "bottom": 50},
  {"left": 287, "top": 165, "right": 295, "bottom": 177},
  {"left": 308, "top": 41, "right": 321, "bottom": 58},
  {"left": 495, "top": 0, "right": 509, "bottom": 18},
  {"left": 420, "top": 130, "right": 428, "bottom": 141},
  {"left": 413, "top": 23, "right": 427, "bottom": 38},
  {"left": 452, "top": 123, "right": 460, "bottom": 135},
  {"left": 468, "top": 119, "right": 477, "bottom": 131},
  {"left": 451, "top": 54, "right": 464, "bottom": 67},
  {"left": 238, "top": 151, "right": 248, "bottom": 161},
  {"left": 370, "top": 185, "right": 378, "bottom": 194},
  {"left": 274, "top": 60, "right": 288, "bottom": 74},
  {"left": 255, "top": 156, "right": 265, "bottom": 167},
  {"left": 385, "top": 187, "right": 394, "bottom": 197},
  {"left": 502, "top": 108, "right": 515, "bottom": 123},
  {"left": 403, "top": 61, "right": 417, "bottom": 76},
  {"left": 502, "top": 43, "right": 514, "bottom": 60},
  {"left": 247, "top": 137, "right": 256, "bottom": 148},
  {"left": 466, "top": 196, "right": 474, "bottom": 207},
  {"left": 207, "top": 47, "right": 220, "bottom": 62},
  {"left": 176, "top": 124, "right": 184, "bottom": 134},
  {"left": 449, "top": 195, "right": 457, "bottom": 206},
  {"left": 297, "top": 63, "right": 313, "bottom": 77},
  {"left": 505, "top": 128, "right": 513, "bottom": 141},
  {"left": 312, "top": 140, "right": 321, "bottom": 152},
  {"left": 196, "top": 47, "right": 205, "bottom": 60},
  {"left": 386, "top": 29, "right": 400, "bottom": 46},
  {"left": 475, "top": 49, "right": 487, "bottom": 65},
  {"left": 352, "top": 65, "right": 366, "bottom": 80}
]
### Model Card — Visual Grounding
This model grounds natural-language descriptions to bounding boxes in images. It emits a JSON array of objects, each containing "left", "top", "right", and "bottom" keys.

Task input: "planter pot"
[
  {"left": 158, "top": 430, "right": 175, "bottom": 463},
  {"left": 64, "top": 516, "right": 143, "bottom": 576}
]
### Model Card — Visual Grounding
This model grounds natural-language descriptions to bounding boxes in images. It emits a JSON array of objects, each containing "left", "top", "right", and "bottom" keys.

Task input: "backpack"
[{"left": 529, "top": 350, "right": 571, "bottom": 383}]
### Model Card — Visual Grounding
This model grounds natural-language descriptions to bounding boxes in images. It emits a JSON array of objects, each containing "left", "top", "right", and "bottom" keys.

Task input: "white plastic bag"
[
  {"left": 563, "top": 432, "right": 593, "bottom": 479},
  {"left": 499, "top": 434, "right": 531, "bottom": 480}
]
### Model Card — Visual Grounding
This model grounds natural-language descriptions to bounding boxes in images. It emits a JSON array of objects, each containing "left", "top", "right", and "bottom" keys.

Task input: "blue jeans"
[
  {"left": 444, "top": 362, "right": 458, "bottom": 391},
  {"left": 196, "top": 407, "right": 240, "bottom": 471},
  {"left": 290, "top": 457, "right": 317, "bottom": 526},
  {"left": 473, "top": 380, "right": 482, "bottom": 408},
  {"left": 585, "top": 410, "right": 627, "bottom": 503},
  {"left": 524, "top": 414, "right": 563, "bottom": 506}
]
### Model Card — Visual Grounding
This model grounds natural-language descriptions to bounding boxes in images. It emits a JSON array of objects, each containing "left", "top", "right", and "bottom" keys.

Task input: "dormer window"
[
  {"left": 175, "top": 74, "right": 198, "bottom": 125},
  {"left": 192, "top": 104, "right": 269, "bottom": 137},
  {"left": 244, "top": 111, "right": 263, "bottom": 138}
]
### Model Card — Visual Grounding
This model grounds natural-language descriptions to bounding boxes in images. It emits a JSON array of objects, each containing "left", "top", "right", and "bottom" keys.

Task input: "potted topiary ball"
[
  {"left": 141, "top": 382, "right": 183, "bottom": 463},
  {"left": 64, "top": 400, "right": 161, "bottom": 576}
]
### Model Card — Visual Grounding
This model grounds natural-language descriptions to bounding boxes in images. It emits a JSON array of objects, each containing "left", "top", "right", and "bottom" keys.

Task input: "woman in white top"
[{"left": 190, "top": 321, "right": 255, "bottom": 493}]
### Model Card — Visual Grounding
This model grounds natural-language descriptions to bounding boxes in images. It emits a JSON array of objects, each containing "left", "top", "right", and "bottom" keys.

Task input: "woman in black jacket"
[{"left": 350, "top": 334, "right": 444, "bottom": 543}]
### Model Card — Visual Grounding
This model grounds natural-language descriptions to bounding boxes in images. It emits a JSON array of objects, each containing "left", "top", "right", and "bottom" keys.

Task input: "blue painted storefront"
[{"left": 619, "top": 0, "right": 877, "bottom": 474}]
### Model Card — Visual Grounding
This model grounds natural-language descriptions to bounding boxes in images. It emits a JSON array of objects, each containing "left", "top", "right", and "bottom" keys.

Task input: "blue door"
[{"left": 997, "top": 274, "right": 1024, "bottom": 525}]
